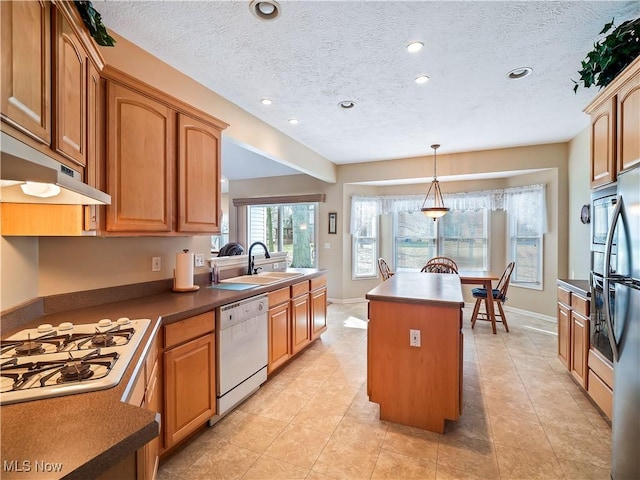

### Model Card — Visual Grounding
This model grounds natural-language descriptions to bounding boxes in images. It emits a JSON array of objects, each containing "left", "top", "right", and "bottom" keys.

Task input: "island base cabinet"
[{"left": 368, "top": 300, "right": 462, "bottom": 434}]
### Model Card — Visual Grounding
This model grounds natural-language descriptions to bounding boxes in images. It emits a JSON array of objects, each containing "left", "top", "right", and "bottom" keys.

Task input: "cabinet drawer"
[
  {"left": 557, "top": 287, "right": 571, "bottom": 306},
  {"left": 310, "top": 275, "right": 327, "bottom": 291},
  {"left": 291, "top": 280, "right": 310, "bottom": 298},
  {"left": 164, "top": 312, "right": 215, "bottom": 349},
  {"left": 572, "top": 294, "right": 590, "bottom": 317},
  {"left": 269, "top": 287, "right": 290, "bottom": 308},
  {"left": 588, "top": 348, "right": 614, "bottom": 388},
  {"left": 588, "top": 369, "right": 612, "bottom": 418}
]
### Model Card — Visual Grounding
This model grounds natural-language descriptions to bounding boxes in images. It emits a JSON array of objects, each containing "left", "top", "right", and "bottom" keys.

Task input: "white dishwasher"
[{"left": 210, "top": 294, "right": 268, "bottom": 425}]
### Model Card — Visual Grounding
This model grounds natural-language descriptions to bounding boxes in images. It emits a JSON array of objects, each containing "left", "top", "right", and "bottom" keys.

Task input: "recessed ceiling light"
[
  {"left": 507, "top": 67, "right": 533, "bottom": 80},
  {"left": 261, "top": 98, "right": 272, "bottom": 105},
  {"left": 250, "top": 0, "right": 280, "bottom": 21},
  {"left": 288, "top": 118, "right": 299, "bottom": 125},
  {"left": 338, "top": 100, "right": 356, "bottom": 109},
  {"left": 415, "top": 75, "right": 430, "bottom": 84},
  {"left": 407, "top": 42, "right": 424, "bottom": 53}
]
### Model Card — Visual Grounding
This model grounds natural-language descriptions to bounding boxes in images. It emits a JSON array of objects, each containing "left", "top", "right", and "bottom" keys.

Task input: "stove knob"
[
  {"left": 117, "top": 317, "right": 131, "bottom": 326},
  {"left": 98, "top": 319, "right": 112, "bottom": 328},
  {"left": 37, "top": 323, "right": 54, "bottom": 333},
  {"left": 58, "top": 322, "right": 74, "bottom": 331}
]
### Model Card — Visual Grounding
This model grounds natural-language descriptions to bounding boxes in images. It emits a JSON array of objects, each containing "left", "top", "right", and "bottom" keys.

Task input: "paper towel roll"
[{"left": 174, "top": 250, "right": 194, "bottom": 290}]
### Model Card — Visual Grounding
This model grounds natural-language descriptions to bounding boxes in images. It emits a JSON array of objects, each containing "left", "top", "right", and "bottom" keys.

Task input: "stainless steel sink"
[
  {"left": 220, "top": 272, "right": 303, "bottom": 286},
  {"left": 256, "top": 271, "right": 303, "bottom": 279}
]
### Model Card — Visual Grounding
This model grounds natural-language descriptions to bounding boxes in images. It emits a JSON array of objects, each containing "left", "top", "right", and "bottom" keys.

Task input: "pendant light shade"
[{"left": 420, "top": 144, "right": 449, "bottom": 220}]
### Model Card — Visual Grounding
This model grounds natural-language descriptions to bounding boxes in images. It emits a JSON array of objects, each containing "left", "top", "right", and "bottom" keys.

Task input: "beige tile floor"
[{"left": 158, "top": 302, "right": 612, "bottom": 480}]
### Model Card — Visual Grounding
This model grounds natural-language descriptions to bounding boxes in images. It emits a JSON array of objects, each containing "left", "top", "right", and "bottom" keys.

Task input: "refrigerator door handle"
[
  {"left": 603, "top": 195, "right": 625, "bottom": 363},
  {"left": 603, "top": 277, "right": 620, "bottom": 362},
  {"left": 604, "top": 195, "right": 623, "bottom": 277}
]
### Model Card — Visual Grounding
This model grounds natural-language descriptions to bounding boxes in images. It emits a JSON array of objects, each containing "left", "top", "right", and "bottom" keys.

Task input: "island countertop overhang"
[{"left": 365, "top": 272, "right": 464, "bottom": 307}]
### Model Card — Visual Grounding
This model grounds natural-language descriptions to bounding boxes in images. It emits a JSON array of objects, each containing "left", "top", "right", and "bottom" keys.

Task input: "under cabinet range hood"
[{"left": 0, "top": 133, "right": 110, "bottom": 205}]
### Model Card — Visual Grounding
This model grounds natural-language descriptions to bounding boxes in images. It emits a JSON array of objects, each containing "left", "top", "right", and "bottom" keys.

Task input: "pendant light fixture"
[{"left": 420, "top": 144, "right": 449, "bottom": 220}]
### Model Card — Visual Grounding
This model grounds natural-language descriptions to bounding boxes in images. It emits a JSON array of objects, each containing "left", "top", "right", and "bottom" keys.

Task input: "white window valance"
[{"left": 350, "top": 184, "right": 545, "bottom": 234}]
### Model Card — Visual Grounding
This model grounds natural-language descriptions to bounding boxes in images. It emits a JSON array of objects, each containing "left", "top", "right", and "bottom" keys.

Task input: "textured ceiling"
[{"left": 95, "top": 0, "right": 639, "bottom": 180}]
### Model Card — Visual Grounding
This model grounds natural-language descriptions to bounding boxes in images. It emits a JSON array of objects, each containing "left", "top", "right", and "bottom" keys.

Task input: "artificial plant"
[
  {"left": 74, "top": 1, "right": 116, "bottom": 47},
  {"left": 573, "top": 16, "right": 640, "bottom": 93}
]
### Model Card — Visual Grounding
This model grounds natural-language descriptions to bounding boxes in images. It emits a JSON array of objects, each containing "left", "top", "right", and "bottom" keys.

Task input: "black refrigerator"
[{"left": 601, "top": 165, "right": 640, "bottom": 479}]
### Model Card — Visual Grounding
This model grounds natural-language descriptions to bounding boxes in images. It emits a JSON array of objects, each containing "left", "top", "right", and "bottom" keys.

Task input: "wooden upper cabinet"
[
  {"left": 106, "top": 82, "right": 174, "bottom": 232},
  {"left": 53, "top": 8, "right": 87, "bottom": 167},
  {"left": 586, "top": 57, "right": 640, "bottom": 187},
  {"left": 589, "top": 99, "right": 616, "bottom": 188},
  {"left": 0, "top": 0, "right": 51, "bottom": 144},
  {"left": 84, "top": 61, "right": 102, "bottom": 232},
  {"left": 177, "top": 114, "right": 222, "bottom": 233},
  {"left": 617, "top": 67, "right": 640, "bottom": 173}
]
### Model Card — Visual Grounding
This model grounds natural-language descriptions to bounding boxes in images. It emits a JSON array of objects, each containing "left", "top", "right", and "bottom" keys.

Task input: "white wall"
[{"left": 567, "top": 128, "right": 592, "bottom": 280}]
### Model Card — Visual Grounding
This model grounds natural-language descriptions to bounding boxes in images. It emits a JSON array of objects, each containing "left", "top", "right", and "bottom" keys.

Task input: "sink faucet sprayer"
[{"left": 247, "top": 242, "right": 271, "bottom": 275}]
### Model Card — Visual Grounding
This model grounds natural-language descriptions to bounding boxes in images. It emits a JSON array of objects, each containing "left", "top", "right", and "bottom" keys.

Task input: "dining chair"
[
  {"left": 421, "top": 256, "right": 458, "bottom": 274},
  {"left": 471, "top": 261, "right": 515, "bottom": 333},
  {"left": 378, "top": 258, "right": 394, "bottom": 280}
]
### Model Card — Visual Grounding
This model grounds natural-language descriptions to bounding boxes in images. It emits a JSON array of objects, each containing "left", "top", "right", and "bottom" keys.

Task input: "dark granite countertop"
[
  {"left": 557, "top": 279, "right": 591, "bottom": 297},
  {"left": 0, "top": 268, "right": 325, "bottom": 479},
  {"left": 366, "top": 272, "right": 464, "bottom": 307}
]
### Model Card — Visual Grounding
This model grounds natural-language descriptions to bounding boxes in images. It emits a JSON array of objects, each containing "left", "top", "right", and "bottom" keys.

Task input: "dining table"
[{"left": 458, "top": 271, "right": 500, "bottom": 333}]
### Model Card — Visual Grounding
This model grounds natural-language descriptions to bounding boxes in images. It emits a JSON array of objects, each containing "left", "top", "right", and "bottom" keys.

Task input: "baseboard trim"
[
  {"left": 461, "top": 302, "right": 557, "bottom": 324},
  {"left": 328, "top": 298, "right": 556, "bottom": 323},
  {"left": 328, "top": 297, "right": 368, "bottom": 305}
]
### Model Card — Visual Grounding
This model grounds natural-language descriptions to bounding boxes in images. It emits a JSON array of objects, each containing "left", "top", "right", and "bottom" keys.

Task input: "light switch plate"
[{"left": 410, "top": 329, "right": 421, "bottom": 347}]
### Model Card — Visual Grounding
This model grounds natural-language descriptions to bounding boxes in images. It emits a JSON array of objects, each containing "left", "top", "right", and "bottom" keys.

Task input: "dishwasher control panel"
[{"left": 218, "top": 294, "right": 267, "bottom": 329}]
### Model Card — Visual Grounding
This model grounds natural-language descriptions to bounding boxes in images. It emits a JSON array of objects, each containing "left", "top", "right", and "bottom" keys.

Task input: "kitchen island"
[{"left": 366, "top": 272, "right": 464, "bottom": 434}]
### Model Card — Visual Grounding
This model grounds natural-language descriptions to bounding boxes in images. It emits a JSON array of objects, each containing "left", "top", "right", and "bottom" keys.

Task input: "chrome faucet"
[{"left": 247, "top": 241, "right": 271, "bottom": 275}]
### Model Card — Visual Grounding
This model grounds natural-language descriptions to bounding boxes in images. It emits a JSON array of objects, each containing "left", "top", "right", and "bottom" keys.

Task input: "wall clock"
[{"left": 580, "top": 204, "right": 591, "bottom": 224}]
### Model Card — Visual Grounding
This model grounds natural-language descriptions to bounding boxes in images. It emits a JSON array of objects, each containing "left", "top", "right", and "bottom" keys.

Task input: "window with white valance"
[
  {"left": 505, "top": 184, "right": 546, "bottom": 288},
  {"left": 350, "top": 184, "right": 546, "bottom": 284}
]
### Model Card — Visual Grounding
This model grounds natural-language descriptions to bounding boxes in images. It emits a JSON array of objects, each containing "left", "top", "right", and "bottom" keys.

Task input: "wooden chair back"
[
  {"left": 496, "top": 262, "right": 516, "bottom": 300},
  {"left": 378, "top": 258, "right": 394, "bottom": 280},
  {"left": 421, "top": 256, "right": 458, "bottom": 274}
]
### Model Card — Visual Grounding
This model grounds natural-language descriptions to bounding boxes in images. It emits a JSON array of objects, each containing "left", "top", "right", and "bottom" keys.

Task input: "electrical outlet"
[
  {"left": 194, "top": 254, "right": 205, "bottom": 267},
  {"left": 152, "top": 256, "right": 161, "bottom": 272},
  {"left": 273, "top": 263, "right": 279, "bottom": 269},
  {"left": 410, "top": 329, "right": 421, "bottom": 347}
]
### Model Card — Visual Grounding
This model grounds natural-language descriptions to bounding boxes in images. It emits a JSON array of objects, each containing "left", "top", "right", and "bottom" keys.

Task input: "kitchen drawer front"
[
  {"left": 310, "top": 275, "right": 327, "bottom": 291},
  {"left": 588, "top": 369, "right": 613, "bottom": 418},
  {"left": 572, "top": 294, "right": 590, "bottom": 317},
  {"left": 291, "top": 280, "right": 310, "bottom": 298},
  {"left": 164, "top": 312, "right": 215, "bottom": 349},
  {"left": 557, "top": 287, "right": 571, "bottom": 307},
  {"left": 269, "top": 287, "right": 290, "bottom": 308},
  {"left": 588, "top": 348, "right": 614, "bottom": 388}
]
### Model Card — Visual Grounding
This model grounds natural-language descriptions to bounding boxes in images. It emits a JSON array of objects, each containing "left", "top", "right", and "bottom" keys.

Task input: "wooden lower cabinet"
[
  {"left": 162, "top": 312, "right": 216, "bottom": 451},
  {"left": 291, "top": 286, "right": 311, "bottom": 355},
  {"left": 310, "top": 276, "right": 328, "bottom": 340},
  {"left": 570, "top": 311, "right": 589, "bottom": 389},
  {"left": 268, "top": 275, "right": 327, "bottom": 374},
  {"left": 587, "top": 348, "right": 614, "bottom": 418},
  {"left": 138, "top": 358, "right": 160, "bottom": 480},
  {"left": 557, "top": 301, "right": 571, "bottom": 368},
  {"left": 268, "top": 299, "right": 291, "bottom": 374}
]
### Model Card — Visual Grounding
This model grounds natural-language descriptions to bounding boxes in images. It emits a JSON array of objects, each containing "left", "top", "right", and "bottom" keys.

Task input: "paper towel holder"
[{"left": 173, "top": 249, "right": 200, "bottom": 292}]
